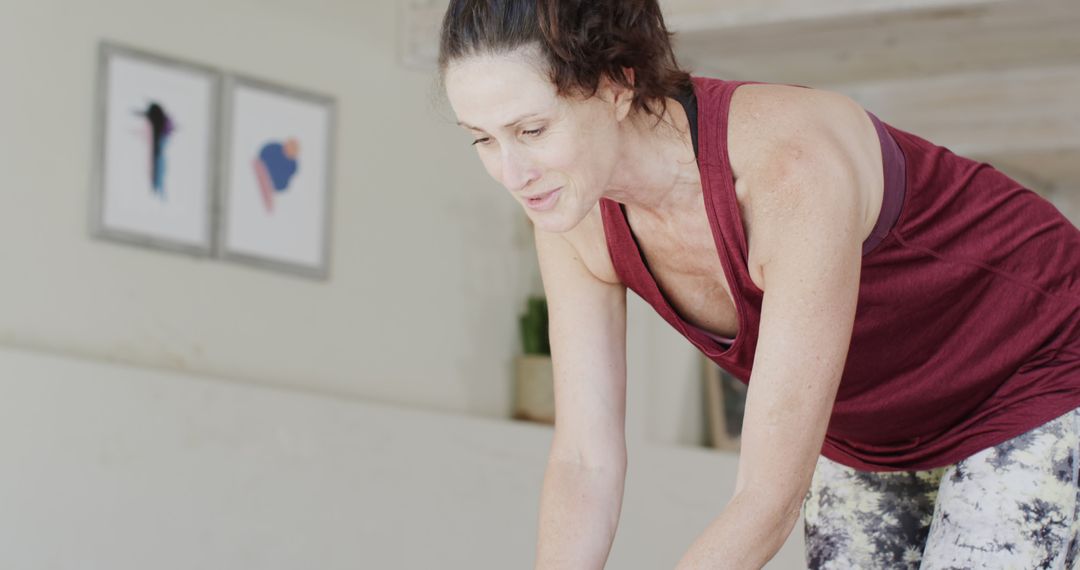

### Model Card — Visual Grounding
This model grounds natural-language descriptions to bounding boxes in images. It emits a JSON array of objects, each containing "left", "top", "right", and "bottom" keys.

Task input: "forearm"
[
  {"left": 534, "top": 457, "right": 626, "bottom": 570},
  {"left": 673, "top": 491, "right": 801, "bottom": 570}
]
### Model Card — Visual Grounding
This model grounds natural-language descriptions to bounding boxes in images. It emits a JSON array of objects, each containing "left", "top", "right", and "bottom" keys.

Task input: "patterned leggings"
[{"left": 803, "top": 406, "right": 1080, "bottom": 569}]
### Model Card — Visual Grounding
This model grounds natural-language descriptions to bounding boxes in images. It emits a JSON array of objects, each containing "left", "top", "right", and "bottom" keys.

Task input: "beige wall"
[{"left": 0, "top": 0, "right": 543, "bottom": 420}]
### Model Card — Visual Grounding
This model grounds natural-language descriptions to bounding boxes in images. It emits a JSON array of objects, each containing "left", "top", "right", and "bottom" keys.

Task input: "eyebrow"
[{"left": 457, "top": 112, "right": 542, "bottom": 131}]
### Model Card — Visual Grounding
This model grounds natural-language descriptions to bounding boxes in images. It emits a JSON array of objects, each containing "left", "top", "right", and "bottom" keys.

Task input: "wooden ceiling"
[
  {"left": 406, "top": 0, "right": 1080, "bottom": 212},
  {"left": 667, "top": 0, "right": 1080, "bottom": 202}
]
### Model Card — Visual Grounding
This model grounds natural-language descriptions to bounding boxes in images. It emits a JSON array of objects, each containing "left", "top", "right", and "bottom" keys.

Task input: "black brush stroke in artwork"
[{"left": 135, "top": 102, "right": 175, "bottom": 195}]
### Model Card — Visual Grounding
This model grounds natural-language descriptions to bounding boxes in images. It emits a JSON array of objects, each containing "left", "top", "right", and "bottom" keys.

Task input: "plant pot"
[{"left": 513, "top": 354, "right": 555, "bottom": 424}]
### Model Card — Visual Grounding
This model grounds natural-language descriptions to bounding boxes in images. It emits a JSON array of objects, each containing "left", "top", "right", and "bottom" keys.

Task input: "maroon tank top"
[{"left": 600, "top": 75, "right": 1080, "bottom": 471}]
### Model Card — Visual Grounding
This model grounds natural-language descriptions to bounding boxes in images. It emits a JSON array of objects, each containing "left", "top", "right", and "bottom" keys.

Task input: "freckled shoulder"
[
  {"left": 560, "top": 202, "right": 621, "bottom": 286},
  {"left": 724, "top": 83, "right": 884, "bottom": 270},
  {"left": 725, "top": 84, "right": 873, "bottom": 182}
]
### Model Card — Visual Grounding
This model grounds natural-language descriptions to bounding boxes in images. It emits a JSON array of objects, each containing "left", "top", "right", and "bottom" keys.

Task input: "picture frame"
[
  {"left": 398, "top": 0, "right": 445, "bottom": 70},
  {"left": 218, "top": 74, "right": 336, "bottom": 280},
  {"left": 89, "top": 41, "right": 221, "bottom": 256},
  {"left": 703, "top": 357, "right": 747, "bottom": 452}
]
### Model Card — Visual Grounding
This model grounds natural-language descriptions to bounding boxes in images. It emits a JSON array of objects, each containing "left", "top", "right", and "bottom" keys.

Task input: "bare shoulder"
[
  {"left": 726, "top": 83, "right": 880, "bottom": 185},
  {"left": 556, "top": 202, "right": 621, "bottom": 286},
  {"left": 725, "top": 83, "right": 884, "bottom": 274}
]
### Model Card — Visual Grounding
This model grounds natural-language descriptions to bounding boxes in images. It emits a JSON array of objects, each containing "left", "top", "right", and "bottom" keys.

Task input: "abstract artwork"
[
  {"left": 89, "top": 42, "right": 220, "bottom": 255},
  {"left": 219, "top": 75, "right": 335, "bottom": 279}
]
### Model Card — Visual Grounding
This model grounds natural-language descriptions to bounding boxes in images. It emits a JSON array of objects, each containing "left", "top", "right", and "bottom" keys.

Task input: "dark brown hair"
[{"left": 438, "top": 0, "right": 692, "bottom": 119}]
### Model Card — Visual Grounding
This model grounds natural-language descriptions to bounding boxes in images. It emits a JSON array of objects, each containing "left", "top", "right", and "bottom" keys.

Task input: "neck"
[{"left": 603, "top": 97, "right": 702, "bottom": 220}]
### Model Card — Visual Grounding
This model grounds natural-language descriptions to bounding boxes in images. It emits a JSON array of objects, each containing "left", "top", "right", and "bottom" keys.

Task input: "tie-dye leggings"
[{"left": 802, "top": 406, "right": 1080, "bottom": 569}]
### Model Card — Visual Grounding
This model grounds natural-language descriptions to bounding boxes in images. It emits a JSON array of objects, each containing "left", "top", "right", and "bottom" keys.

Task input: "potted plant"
[{"left": 513, "top": 295, "right": 554, "bottom": 424}]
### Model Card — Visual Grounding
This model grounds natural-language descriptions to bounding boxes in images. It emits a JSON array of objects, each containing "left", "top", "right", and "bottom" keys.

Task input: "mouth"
[{"left": 524, "top": 187, "right": 562, "bottom": 211}]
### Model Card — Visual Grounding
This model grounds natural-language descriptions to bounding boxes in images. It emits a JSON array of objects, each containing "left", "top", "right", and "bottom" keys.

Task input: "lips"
[
  {"left": 524, "top": 188, "right": 560, "bottom": 200},
  {"left": 524, "top": 187, "right": 563, "bottom": 211}
]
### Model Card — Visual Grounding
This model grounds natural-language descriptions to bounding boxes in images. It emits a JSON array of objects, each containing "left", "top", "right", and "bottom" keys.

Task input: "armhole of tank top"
[
  {"left": 862, "top": 112, "right": 907, "bottom": 256},
  {"left": 587, "top": 200, "right": 627, "bottom": 286}
]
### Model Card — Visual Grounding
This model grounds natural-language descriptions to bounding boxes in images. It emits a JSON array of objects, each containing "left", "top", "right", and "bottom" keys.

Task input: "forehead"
[{"left": 445, "top": 52, "right": 560, "bottom": 129}]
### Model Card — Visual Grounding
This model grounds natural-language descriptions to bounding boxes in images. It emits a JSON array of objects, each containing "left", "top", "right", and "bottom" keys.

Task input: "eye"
[
  {"left": 523, "top": 127, "right": 544, "bottom": 137},
  {"left": 471, "top": 137, "right": 491, "bottom": 146}
]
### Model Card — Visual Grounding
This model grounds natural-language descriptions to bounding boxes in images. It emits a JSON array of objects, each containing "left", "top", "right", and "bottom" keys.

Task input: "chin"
[{"left": 528, "top": 208, "right": 584, "bottom": 234}]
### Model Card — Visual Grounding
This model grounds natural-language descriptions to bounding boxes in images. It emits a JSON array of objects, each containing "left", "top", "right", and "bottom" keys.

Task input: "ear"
[{"left": 600, "top": 67, "right": 636, "bottom": 122}]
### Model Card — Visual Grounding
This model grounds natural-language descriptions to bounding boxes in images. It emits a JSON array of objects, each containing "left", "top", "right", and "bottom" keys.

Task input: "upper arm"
[
  {"left": 729, "top": 88, "right": 871, "bottom": 517},
  {"left": 534, "top": 222, "right": 628, "bottom": 472}
]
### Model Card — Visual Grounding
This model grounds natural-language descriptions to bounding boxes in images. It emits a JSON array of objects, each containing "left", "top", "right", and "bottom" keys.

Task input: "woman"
[{"left": 438, "top": 1, "right": 1080, "bottom": 568}]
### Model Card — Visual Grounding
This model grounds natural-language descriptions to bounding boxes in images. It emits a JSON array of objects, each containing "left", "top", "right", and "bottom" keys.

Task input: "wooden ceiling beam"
[
  {"left": 826, "top": 64, "right": 1080, "bottom": 158},
  {"left": 661, "top": 0, "right": 1012, "bottom": 34}
]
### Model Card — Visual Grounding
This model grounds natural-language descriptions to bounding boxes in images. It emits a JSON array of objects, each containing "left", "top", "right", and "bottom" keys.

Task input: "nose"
[{"left": 499, "top": 146, "right": 540, "bottom": 193}]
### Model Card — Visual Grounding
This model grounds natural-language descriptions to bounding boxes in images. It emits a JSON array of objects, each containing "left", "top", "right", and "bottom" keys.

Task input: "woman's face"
[{"left": 444, "top": 47, "right": 630, "bottom": 233}]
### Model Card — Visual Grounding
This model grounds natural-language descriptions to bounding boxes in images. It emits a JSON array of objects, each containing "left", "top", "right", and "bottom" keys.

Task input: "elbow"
[
  {"left": 769, "top": 489, "right": 806, "bottom": 534},
  {"left": 548, "top": 445, "right": 627, "bottom": 475},
  {"left": 733, "top": 487, "right": 805, "bottom": 547},
  {"left": 761, "top": 493, "right": 803, "bottom": 541},
  {"left": 778, "top": 494, "right": 804, "bottom": 537}
]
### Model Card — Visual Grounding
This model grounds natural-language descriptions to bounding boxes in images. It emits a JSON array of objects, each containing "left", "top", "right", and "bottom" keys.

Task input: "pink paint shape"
[{"left": 253, "top": 157, "right": 274, "bottom": 213}]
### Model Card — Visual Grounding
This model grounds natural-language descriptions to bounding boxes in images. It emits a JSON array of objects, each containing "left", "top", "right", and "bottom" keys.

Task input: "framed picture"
[
  {"left": 703, "top": 357, "right": 747, "bottom": 452},
  {"left": 218, "top": 74, "right": 335, "bottom": 280},
  {"left": 89, "top": 41, "right": 221, "bottom": 256},
  {"left": 398, "top": 0, "right": 445, "bottom": 69}
]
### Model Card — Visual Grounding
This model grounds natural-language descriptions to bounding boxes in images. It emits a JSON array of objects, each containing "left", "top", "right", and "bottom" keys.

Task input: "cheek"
[
  {"left": 552, "top": 123, "right": 607, "bottom": 184},
  {"left": 538, "top": 142, "right": 579, "bottom": 181},
  {"left": 557, "top": 150, "right": 604, "bottom": 193}
]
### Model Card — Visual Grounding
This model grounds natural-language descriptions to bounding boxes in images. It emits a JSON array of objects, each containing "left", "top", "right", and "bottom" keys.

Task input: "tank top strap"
[{"left": 691, "top": 76, "right": 763, "bottom": 300}]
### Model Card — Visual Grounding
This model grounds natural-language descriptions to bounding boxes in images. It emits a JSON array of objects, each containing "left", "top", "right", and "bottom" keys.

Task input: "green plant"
[{"left": 519, "top": 295, "right": 550, "bottom": 355}]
